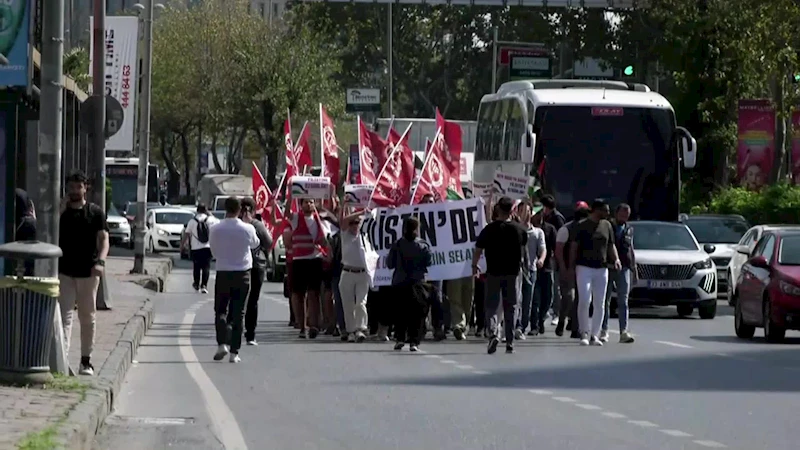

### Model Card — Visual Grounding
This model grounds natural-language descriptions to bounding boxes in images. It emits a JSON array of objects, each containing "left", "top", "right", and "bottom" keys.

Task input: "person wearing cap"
[
  {"left": 567, "top": 199, "right": 621, "bottom": 346},
  {"left": 554, "top": 201, "right": 591, "bottom": 338},
  {"left": 531, "top": 204, "right": 558, "bottom": 335}
]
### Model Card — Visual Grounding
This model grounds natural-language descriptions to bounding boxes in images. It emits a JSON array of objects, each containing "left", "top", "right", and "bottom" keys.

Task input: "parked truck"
[{"left": 197, "top": 174, "right": 253, "bottom": 211}]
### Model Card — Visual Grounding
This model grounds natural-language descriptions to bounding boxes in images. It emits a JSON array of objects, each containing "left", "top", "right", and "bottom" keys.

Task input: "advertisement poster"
[
  {"left": 0, "top": 0, "right": 30, "bottom": 87},
  {"left": 0, "top": 112, "right": 6, "bottom": 275},
  {"left": 89, "top": 16, "right": 139, "bottom": 152},
  {"left": 791, "top": 109, "right": 800, "bottom": 184},
  {"left": 737, "top": 99, "right": 775, "bottom": 190}
]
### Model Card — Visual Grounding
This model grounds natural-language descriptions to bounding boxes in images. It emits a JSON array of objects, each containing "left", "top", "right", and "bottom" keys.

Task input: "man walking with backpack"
[{"left": 184, "top": 204, "right": 219, "bottom": 293}]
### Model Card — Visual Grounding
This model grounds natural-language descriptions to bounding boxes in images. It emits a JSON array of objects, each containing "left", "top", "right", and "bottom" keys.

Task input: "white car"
[
  {"left": 106, "top": 204, "right": 131, "bottom": 246},
  {"left": 726, "top": 224, "right": 800, "bottom": 305},
  {"left": 267, "top": 235, "right": 287, "bottom": 282},
  {"left": 144, "top": 208, "right": 195, "bottom": 253},
  {"left": 680, "top": 214, "right": 749, "bottom": 298},
  {"left": 623, "top": 221, "right": 718, "bottom": 319}
]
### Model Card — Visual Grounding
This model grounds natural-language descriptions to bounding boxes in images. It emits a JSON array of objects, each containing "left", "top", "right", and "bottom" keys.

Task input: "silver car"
[{"left": 107, "top": 204, "right": 131, "bottom": 246}]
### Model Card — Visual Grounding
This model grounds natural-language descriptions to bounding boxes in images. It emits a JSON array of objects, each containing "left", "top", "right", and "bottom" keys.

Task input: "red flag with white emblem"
[
  {"left": 356, "top": 117, "right": 389, "bottom": 184},
  {"left": 412, "top": 128, "right": 452, "bottom": 204},
  {"left": 319, "top": 105, "right": 340, "bottom": 187},
  {"left": 370, "top": 125, "right": 415, "bottom": 207},
  {"left": 435, "top": 108, "right": 463, "bottom": 196},
  {"left": 252, "top": 161, "right": 272, "bottom": 214}
]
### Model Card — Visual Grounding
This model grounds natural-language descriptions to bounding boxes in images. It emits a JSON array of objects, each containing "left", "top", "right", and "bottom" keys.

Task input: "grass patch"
[
  {"left": 15, "top": 374, "right": 93, "bottom": 449},
  {"left": 16, "top": 424, "right": 59, "bottom": 450},
  {"left": 43, "top": 373, "right": 90, "bottom": 400}
]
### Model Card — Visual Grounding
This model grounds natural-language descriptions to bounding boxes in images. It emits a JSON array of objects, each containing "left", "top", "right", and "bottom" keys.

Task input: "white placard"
[
  {"left": 289, "top": 176, "right": 331, "bottom": 199},
  {"left": 89, "top": 16, "right": 139, "bottom": 152},
  {"left": 472, "top": 182, "right": 493, "bottom": 199},
  {"left": 493, "top": 170, "right": 529, "bottom": 200},
  {"left": 360, "top": 198, "right": 487, "bottom": 286},
  {"left": 344, "top": 184, "right": 374, "bottom": 207}
]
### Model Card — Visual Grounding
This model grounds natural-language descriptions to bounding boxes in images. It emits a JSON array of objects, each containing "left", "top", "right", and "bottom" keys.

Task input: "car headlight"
[
  {"left": 779, "top": 281, "right": 800, "bottom": 296},
  {"left": 278, "top": 236, "right": 285, "bottom": 248},
  {"left": 693, "top": 258, "right": 713, "bottom": 270},
  {"left": 157, "top": 228, "right": 168, "bottom": 236}
]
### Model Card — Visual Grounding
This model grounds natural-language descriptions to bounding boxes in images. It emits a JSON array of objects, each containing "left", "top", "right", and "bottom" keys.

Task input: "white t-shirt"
[
  {"left": 209, "top": 218, "right": 260, "bottom": 271},
  {"left": 185, "top": 213, "right": 220, "bottom": 250},
  {"left": 340, "top": 229, "right": 366, "bottom": 268},
  {"left": 290, "top": 214, "right": 331, "bottom": 260},
  {"left": 556, "top": 220, "right": 574, "bottom": 244}
]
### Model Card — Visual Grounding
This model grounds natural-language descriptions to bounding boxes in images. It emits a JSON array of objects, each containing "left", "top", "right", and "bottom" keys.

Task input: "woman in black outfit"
[{"left": 388, "top": 217, "right": 433, "bottom": 352}]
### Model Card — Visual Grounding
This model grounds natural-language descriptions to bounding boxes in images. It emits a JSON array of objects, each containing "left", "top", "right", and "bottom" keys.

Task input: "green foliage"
[
  {"left": 63, "top": 47, "right": 91, "bottom": 92},
  {"left": 704, "top": 184, "right": 800, "bottom": 224}
]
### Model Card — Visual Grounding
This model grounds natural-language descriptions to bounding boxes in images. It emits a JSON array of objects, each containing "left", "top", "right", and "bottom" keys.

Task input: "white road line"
[
  {"left": 575, "top": 404, "right": 602, "bottom": 410},
  {"left": 628, "top": 420, "right": 659, "bottom": 428},
  {"left": 439, "top": 359, "right": 457, "bottom": 364},
  {"left": 472, "top": 370, "right": 490, "bottom": 375},
  {"left": 528, "top": 389, "right": 553, "bottom": 395},
  {"left": 607, "top": 330, "right": 620, "bottom": 334},
  {"left": 177, "top": 305, "right": 249, "bottom": 450},
  {"left": 693, "top": 440, "right": 727, "bottom": 448},
  {"left": 654, "top": 340, "right": 694, "bottom": 349},
  {"left": 660, "top": 429, "right": 692, "bottom": 437},
  {"left": 423, "top": 354, "right": 441, "bottom": 359},
  {"left": 455, "top": 364, "right": 474, "bottom": 370},
  {"left": 714, "top": 352, "right": 729, "bottom": 357},
  {"left": 601, "top": 412, "right": 627, "bottom": 419},
  {"left": 552, "top": 396, "right": 577, "bottom": 403}
]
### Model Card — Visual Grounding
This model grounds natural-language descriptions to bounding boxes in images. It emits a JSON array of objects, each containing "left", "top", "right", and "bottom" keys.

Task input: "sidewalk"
[{"left": 0, "top": 256, "right": 172, "bottom": 450}]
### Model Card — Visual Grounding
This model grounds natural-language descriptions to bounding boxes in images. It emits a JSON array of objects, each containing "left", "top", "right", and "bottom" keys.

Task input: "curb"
[{"left": 132, "top": 258, "right": 174, "bottom": 292}]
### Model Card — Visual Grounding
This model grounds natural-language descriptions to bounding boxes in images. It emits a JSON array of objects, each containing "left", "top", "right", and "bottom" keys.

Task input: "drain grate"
[{"left": 106, "top": 416, "right": 196, "bottom": 426}]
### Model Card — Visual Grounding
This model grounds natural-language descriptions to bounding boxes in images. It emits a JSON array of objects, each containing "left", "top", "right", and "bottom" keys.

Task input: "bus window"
[
  {"left": 506, "top": 99, "right": 524, "bottom": 161},
  {"left": 491, "top": 100, "right": 507, "bottom": 161},
  {"left": 476, "top": 102, "right": 495, "bottom": 160}
]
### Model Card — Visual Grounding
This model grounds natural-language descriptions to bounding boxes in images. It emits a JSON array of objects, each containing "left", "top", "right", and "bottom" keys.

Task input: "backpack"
[{"left": 196, "top": 215, "right": 210, "bottom": 243}]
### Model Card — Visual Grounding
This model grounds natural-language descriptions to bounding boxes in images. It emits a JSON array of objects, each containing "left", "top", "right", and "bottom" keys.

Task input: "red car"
[{"left": 734, "top": 229, "right": 800, "bottom": 342}]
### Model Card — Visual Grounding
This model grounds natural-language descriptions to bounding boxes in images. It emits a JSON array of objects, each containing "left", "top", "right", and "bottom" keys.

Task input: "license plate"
[
  {"left": 647, "top": 280, "right": 683, "bottom": 289},
  {"left": 718, "top": 271, "right": 727, "bottom": 280}
]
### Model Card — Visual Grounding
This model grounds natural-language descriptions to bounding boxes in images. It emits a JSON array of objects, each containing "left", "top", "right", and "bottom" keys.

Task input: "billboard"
[{"left": 0, "top": 0, "right": 32, "bottom": 88}]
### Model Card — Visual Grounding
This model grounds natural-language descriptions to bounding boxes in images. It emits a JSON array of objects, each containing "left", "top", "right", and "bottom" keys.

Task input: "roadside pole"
[
  {"left": 132, "top": 0, "right": 154, "bottom": 275},
  {"left": 40, "top": 0, "right": 69, "bottom": 375}
]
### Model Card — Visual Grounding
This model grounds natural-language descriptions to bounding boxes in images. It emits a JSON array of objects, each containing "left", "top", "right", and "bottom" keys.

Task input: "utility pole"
[
  {"left": 132, "top": 0, "right": 154, "bottom": 274},
  {"left": 387, "top": 3, "right": 392, "bottom": 117}
]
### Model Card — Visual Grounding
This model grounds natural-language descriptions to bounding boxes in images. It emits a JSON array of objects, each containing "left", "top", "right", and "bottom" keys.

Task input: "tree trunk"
[
  {"left": 209, "top": 134, "right": 223, "bottom": 173},
  {"left": 770, "top": 75, "right": 787, "bottom": 184},
  {"left": 180, "top": 132, "right": 193, "bottom": 198},
  {"left": 160, "top": 132, "right": 181, "bottom": 200}
]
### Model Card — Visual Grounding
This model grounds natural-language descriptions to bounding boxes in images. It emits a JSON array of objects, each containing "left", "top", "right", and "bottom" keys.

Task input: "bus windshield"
[{"left": 534, "top": 105, "right": 676, "bottom": 220}]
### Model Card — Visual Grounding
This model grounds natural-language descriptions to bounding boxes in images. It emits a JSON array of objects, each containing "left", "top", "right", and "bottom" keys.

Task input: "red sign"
[
  {"left": 591, "top": 107, "right": 624, "bottom": 116},
  {"left": 499, "top": 47, "right": 550, "bottom": 65}
]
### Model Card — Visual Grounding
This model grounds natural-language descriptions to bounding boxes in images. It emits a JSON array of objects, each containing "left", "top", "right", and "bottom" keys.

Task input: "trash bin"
[{"left": 0, "top": 241, "right": 62, "bottom": 385}]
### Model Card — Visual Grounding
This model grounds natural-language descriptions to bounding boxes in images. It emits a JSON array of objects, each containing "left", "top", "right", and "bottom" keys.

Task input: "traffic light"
[
  {"left": 623, "top": 65, "right": 634, "bottom": 76},
  {"left": 793, "top": 73, "right": 800, "bottom": 84}
]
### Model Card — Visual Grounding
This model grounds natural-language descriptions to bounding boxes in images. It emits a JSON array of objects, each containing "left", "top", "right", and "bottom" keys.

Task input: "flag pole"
[
  {"left": 384, "top": 115, "right": 395, "bottom": 141},
  {"left": 319, "top": 103, "right": 325, "bottom": 176},
  {"left": 410, "top": 127, "right": 442, "bottom": 203},
  {"left": 356, "top": 115, "right": 363, "bottom": 184}
]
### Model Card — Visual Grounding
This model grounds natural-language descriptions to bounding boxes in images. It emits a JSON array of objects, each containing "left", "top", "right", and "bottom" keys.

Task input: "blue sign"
[
  {"left": 0, "top": 111, "right": 6, "bottom": 275},
  {"left": 0, "top": 0, "right": 31, "bottom": 88}
]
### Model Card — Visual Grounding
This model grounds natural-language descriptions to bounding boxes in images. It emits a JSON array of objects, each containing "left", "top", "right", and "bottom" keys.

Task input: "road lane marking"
[
  {"left": 601, "top": 412, "right": 627, "bottom": 419},
  {"left": 660, "top": 429, "right": 692, "bottom": 437},
  {"left": 628, "top": 420, "right": 658, "bottom": 428},
  {"left": 423, "top": 354, "right": 441, "bottom": 359},
  {"left": 528, "top": 389, "right": 553, "bottom": 395},
  {"left": 714, "top": 352, "right": 729, "bottom": 357},
  {"left": 439, "top": 359, "right": 457, "bottom": 364},
  {"left": 693, "top": 440, "right": 727, "bottom": 448},
  {"left": 654, "top": 340, "right": 694, "bottom": 349},
  {"left": 575, "top": 404, "right": 602, "bottom": 410},
  {"left": 552, "top": 396, "right": 577, "bottom": 403},
  {"left": 455, "top": 364, "right": 474, "bottom": 370},
  {"left": 177, "top": 299, "right": 249, "bottom": 450},
  {"left": 472, "top": 370, "right": 490, "bottom": 375}
]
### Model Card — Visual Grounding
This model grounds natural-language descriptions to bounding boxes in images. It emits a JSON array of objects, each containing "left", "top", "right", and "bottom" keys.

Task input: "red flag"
[
  {"left": 412, "top": 129, "right": 453, "bottom": 204},
  {"left": 252, "top": 162, "right": 272, "bottom": 214},
  {"left": 284, "top": 118, "right": 297, "bottom": 179},
  {"left": 293, "top": 122, "right": 313, "bottom": 173},
  {"left": 435, "top": 108, "right": 464, "bottom": 195},
  {"left": 357, "top": 117, "right": 389, "bottom": 184},
  {"left": 320, "top": 105, "right": 340, "bottom": 187},
  {"left": 371, "top": 126, "right": 415, "bottom": 207}
]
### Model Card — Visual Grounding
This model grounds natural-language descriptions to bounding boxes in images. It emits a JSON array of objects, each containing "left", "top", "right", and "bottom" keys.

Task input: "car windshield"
[
  {"left": 155, "top": 212, "right": 193, "bottom": 225},
  {"left": 108, "top": 203, "right": 121, "bottom": 217},
  {"left": 212, "top": 211, "right": 225, "bottom": 219},
  {"left": 683, "top": 217, "right": 749, "bottom": 244},
  {"left": 632, "top": 223, "right": 699, "bottom": 251},
  {"left": 778, "top": 236, "right": 800, "bottom": 265}
]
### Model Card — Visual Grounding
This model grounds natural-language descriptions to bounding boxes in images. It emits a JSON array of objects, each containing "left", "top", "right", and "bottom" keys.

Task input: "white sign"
[
  {"left": 89, "top": 16, "right": 139, "bottom": 152},
  {"left": 344, "top": 184, "right": 374, "bottom": 207},
  {"left": 346, "top": 88, "right": 381, "bottom": 105},
  {"left": 493, "top": 170, "right": 529, "bottom": 199},
  {"left": 511, "top": 56, "right": 550, "bottom": 71},
  {"left": 360, "top": 198, "right": 487, "bottom": 286},
  {"left": 289, "top": 176, "right": 331, "bottom": 199},
  {"left": 573, "top": 57, "right": 614, "bottom": 78},
  {"left": 472, "top": 182, "right": 494, "bottom": 199}
]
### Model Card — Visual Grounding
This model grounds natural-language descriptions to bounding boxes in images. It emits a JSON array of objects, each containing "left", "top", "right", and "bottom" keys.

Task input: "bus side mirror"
[
  {"left": 676, "top": 126, "right": 697, "bottom": 169},
  {"left": 521, "top": 125, "right": 536, "bottom": 164}
]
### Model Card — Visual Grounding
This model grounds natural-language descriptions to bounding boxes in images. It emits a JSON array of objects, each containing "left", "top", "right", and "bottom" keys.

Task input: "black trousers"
[
  {"left": 245, "top": 266, "right": 265, "bottom": 341},
  {"left": 367, "top": 286, "right": 393, "bottom": 334},
  {"left": 191, "top": 248, "right": 213, "bottom": 288},
  {"left": 470, "top": 277, "right": 487, "bottom": 330},
  {"left": 393, "top": 282, "right": 430, "bottom": 346},
  {"left": 214, "top": 270, "right": 251, "bottom": 353}
]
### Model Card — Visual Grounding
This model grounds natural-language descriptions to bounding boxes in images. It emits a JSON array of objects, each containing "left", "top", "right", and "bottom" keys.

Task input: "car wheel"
[
  {"left": 266, "top": 257, "right": 277, "bottom": 282},
  {"left": 676, "top": 304, "right": 693, "bottom": 317},
  {"left": 698, "top": 300, "right": 717, "bottom": 319},
  {"left": 763, "top": 298, "right": 786, "bottom": 343},
  {"left": 734, "top": 299, "right": 755, "bottom": 339}
]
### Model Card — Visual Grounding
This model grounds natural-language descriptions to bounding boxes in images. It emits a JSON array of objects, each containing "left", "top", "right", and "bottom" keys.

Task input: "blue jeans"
[
  {"left": 332, "top": 274, "right": 346, "bottom": 331},
  {"left": 517, "top": 269, "right": 537, "bottom": 332},
  {"left": 532, "top": 270, "right": 554, "bottom": 329},
  {"left": 603, "top": 268, "right": 631, "bottom": 332}
]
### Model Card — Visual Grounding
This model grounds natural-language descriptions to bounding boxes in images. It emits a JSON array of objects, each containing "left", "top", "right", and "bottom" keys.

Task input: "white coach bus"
[{"left": 475, "top": 79, "right": 697, "bottom": 220}]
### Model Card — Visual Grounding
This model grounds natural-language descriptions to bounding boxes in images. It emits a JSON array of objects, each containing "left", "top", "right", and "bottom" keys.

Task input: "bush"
[{"left": 704, "top": 184, "right": 800, "bottom": 224}]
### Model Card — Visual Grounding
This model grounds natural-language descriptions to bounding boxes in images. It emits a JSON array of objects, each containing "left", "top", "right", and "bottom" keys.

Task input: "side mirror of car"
[
  {"left": 748, "top": 255, "right": 769, "bottom": 269},
  {"left": 703, "top": 244, "right": 716, "bottom": 254},
  {"left": 735, "top": 244, "right": 750, "bottom": 255}
]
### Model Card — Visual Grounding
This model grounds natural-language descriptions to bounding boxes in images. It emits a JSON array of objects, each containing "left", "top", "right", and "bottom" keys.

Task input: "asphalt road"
[{"left": 94, "top": 253, "right": 800, "bottom": 450}]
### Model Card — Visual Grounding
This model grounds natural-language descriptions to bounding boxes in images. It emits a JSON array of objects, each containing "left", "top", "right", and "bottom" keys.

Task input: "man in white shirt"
[
  {"left": 209, "top": 197, "right": 260, "bottom": 363},
  {"left": 183, "top": 204, "right": 219, "bottom": 293},
  {"left": 338, "top": 209, "right": 370, "bottom": 342}
]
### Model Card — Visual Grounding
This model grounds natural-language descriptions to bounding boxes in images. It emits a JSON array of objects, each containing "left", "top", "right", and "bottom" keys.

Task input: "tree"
[{"left": 63, "top": 47, "right": 91, "bottom": 92}]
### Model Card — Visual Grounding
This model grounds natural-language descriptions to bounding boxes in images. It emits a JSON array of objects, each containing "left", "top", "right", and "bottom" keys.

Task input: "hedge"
[{"left": 690, "top": 184, "right": 800, "bottom": 225}]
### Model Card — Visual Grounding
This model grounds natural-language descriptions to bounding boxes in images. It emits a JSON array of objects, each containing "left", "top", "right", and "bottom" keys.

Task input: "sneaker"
[
  {"left": 527, "top": 329, "right": 539, "bottom": 337},
  {"left": 538, "top": 324, "right": 545, "bottom": 335},
  {"left": 433, "top": 330, "right": 446, "bottom": 341},
  {"left": 377, "top": 326, "right": 389, "bottom": 341},
  {"left": 514, "top": 328, "right": 526, "bottom": 340},
  {"left": 599, "top": 330, "right": 610, "bottom": 343},
  {"left": 200, "top": 287, "right": 209, "bottom": 294},
  {"left": 332, "top": 328, "right": 341, "bottom": 337},
  {"left": 355, "top": 332, "right": 367, "bottom": 343},
  {"left": 554, "top": 322, "right": 564, "bottom": 336},
  {"left": 394, "top": 341, "right": 405, "bottom": 351},
  {"left": 579, "top": 333, "right": 590, "bottom": 346},
  {"left": 505, "top": 345, "right": 514, "bottom": 354},
  {"left": 409, "top": 344, "right": 419, "bottom": 352},
  {"left": 229, "top": 353, "right": 241, "bottom": 363},
  {"left": 453, "top": 328, "right": 465, "bottom": 340},
  {"left": 246, "top": 340, "right": 258, "bottom": 346},
  {"left": 347, "top": 333, "right": 356, "bottom": 342},
  {"left": 308, "top": 328, "right": 319, "bottom": 339},
  {"left": 570, "top": 330, "right": 582, "bottom": 339},
  {"left": 590, "top": 336, "right": 603, "bottom": 346},
  {"left": 192, "top": 283, "right": 199, "bottom": 291},
  {"left": 474, "top": 328, "right": 484, "bottom": 338},
  {"left": 340, "top": 333, "right": 349, "bottom": 342},
  {"left": 79, "top": 362, "right": 94, "bottom": 376},
  {"left": 551, "top": 316, "right": 560, "bottom": 326},
  {"left": 619, "top": 331, "right": 635, "bottom": 343},
  {"left": 487, "top": 336, "right": 500, "bottom": 354},
  {"left": 298, "top": 330, "right": 307, "bottom": 339},
  {"left": 214, "top": 344, "right": 229, "bottom": 360}
]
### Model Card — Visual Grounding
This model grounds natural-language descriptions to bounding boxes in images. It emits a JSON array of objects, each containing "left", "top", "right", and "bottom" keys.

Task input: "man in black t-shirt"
[
  {"left": 472, "top": 197, "right": 528, "bottom": 354},
  {"left": 58, "top": 171, "right": 110, "bottom": 376}
]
